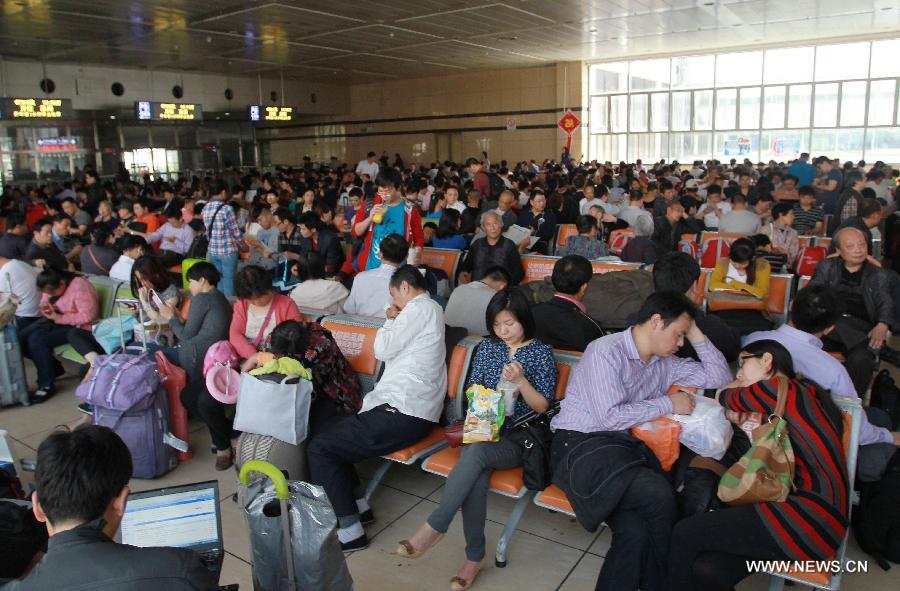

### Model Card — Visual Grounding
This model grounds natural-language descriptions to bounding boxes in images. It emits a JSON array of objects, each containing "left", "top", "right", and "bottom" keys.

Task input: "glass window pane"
[
  {"left": 671, "top": 92, "right": 692, "bottom": 131},
  {"left": 870, "top": 40, "right": 900, "bottom": 78},
  {"left": 815, "top": 42, "right": 869, "bottom": 81},
  {"left": 591, "top": 62, "right": 628, "bottom": 94},
  {"left": 715, "top": 51, "right": 762, "bottom": 87},
  {"left": 739, "top": 87, "right": 761, "bottom": 129},
  {"left": 813, "top": 83, "right": 838, "bottom": 127},
  {"left": 630, "top": 94, "right": 648, "bottom": 132},
  {"left": 590, "top": 96, "right": 608, "bottom": 133},
  {"left": 811, "top": 128, "right": 864, "bottom": 163},
  {"left": 865, "top": 127, "right": 900, "bottom": 163},
  {"left": 714, "top": 131, "right": 760, "bottom": 163},
  {"left": 762, "top": 86, "right": 786, "bottom": 129},
  {"left": 591, "top": 134, "right": 627, "bottom": 163},
  {"left": 764, "top": 47, "right": 814, "bottom": 83},
  {"left": 629, "top": 59, "right": 670, "bottom": 92},
  {"left": 694, "top": 90, "right": 713, "bottom": 130},
  {"left": 759, "top": 130, "right": 809, "bottom": 162},
  {"left": 840, "top": 81, "right": 866, "bottom": 127},
  {"left": 670, "top": 132, "right": 712, "bottom": 162},
  {"left": 651, "top": 93, "right": 669, "bottom": 131},
  {"left": 867, "top": 80, "right": 896, "bottom": 126},
  {"left": 627, "top": 133, "right": 668, "bottom": 162},
  {"left": 715, "top": 89, "right": 737, "bottom": 129},
  {"left": 787, "top": 85, "right": 812, "bottom": 128},
  {"left": 610, "top": 95, "right": 627, "bottom": 133},
  {"left": 671, "top": 55, "right": 715, "bottom": 89}
]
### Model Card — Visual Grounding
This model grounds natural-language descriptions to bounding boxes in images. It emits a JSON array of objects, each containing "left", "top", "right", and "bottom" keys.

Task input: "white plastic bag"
[{"left": 672, "top": 393, "right": 733, "bottom": 460}]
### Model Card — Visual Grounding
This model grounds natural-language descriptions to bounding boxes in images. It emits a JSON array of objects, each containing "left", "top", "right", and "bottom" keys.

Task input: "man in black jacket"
[
  {"left": 4, "top": 425, "right": 217, "bottom": 590},
  {"left": 24, "top": 218, "right": 70, "bottom": 271},
  {"left": 533, "top": 255, "right": 603, "bottom": 352},
  {"left": 459, "top": 211, "right": 525, "bottom": 285},
  {"left": 811, "top": 226, "right": 900, "bottom": 395}
]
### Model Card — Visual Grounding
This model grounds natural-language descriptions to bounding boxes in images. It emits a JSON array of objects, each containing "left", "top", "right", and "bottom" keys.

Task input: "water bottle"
[{"left": 497, "top": 374, "right": 518, "bottom": 417}]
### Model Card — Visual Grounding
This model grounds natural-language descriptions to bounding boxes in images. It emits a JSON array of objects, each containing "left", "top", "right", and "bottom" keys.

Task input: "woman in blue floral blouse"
[{"left": 396, "top": 289, "right": 558, "bottom": 591}]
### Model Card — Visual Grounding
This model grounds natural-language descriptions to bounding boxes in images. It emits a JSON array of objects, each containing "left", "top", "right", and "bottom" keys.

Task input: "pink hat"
[{"left": 206, "top": 364, "right": 241, "bottom": 404}]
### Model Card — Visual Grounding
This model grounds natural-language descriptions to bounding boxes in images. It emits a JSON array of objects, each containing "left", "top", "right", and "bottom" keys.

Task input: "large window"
[{"left": 588, "top": 38, "right": 900, "bottom": 163}]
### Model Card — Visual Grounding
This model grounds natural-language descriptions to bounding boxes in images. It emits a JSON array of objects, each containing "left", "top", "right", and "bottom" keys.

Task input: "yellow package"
[{"left": 462, "top": 384, "right": 505, "bottom": 444}]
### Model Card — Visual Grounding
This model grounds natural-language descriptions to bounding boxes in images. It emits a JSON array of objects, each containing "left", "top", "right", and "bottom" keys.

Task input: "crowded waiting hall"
[{"left": 2, "top": 3, "right": 900, "bottom": 591}]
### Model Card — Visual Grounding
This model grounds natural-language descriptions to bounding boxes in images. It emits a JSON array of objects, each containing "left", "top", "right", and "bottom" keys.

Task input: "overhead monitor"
[
  {"left": 135, "top": 100, "right": 202, "bottom": 121},
  {"left": 248, "top": 104, "right": 296, "bottom": 122},
  {"left": 0, "top": 98, "right": 73, "bottom": 120}
]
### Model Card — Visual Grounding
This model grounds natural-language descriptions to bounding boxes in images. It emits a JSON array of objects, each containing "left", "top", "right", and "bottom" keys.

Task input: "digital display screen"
[
  {"left": 37, "top": 137, "right": 79, "bottom": 151},
  {"left": 249, "top": 105, "right": 296, "bottom": 122},
  {"left": 135, "top": 100, "right": 202, "bottom": 121},
  {"left": 0, "top": 98, "right": 72, "bottom": 120}
]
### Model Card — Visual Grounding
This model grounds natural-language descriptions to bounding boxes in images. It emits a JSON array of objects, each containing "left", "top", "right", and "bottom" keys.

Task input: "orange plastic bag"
[{"left": 631, "top": 418, "right": 681, "bottom": 471}]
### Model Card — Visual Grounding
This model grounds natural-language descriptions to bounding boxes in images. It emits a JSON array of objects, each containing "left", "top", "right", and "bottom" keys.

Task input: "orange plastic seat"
[
  {"left": 534, "top": 484, "right": 575, "bottom": 515},
  {"left": 386, "top": 427, "right": 446, "bottom": 463},
  {"left": 554, "top": 224, "right": 578, "bottom": 253},
  {"left": 423, "top": 446, "right": 526, "bottom": 497},
  {"left": 521, "top": 255, "right": 560, "bottom": 284},
  {"left": 420, "top": 247, "right": 462, "bottom": 287},
  {"left": 591, "top": 261, "right": 642, "bottom": 274}
]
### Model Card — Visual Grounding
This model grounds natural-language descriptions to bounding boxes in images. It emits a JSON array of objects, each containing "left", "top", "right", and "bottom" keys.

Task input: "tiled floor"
[{"left": 3, "top": 358, "right": 900, "bottom": 591}]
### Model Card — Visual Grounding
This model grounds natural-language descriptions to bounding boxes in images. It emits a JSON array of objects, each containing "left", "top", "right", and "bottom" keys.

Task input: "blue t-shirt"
[
  {"left": 787, "top": 160, "right": 815, "bottom": 188},
  {"left": 432, "top": 234, "right": 466, "bottom": 250},
  {"left": 366, "top": 202, "right": 405, "bottom": 270}
]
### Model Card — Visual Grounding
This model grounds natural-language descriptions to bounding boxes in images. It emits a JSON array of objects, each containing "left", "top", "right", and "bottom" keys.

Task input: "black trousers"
[
  {"left": 306, "top": 404, "right": 434, "bottom": 519},
  {"left": 669, "top": 504, "right": 789, "bottom": 591},
  {"left": 67, "top": 328, "right": 106, "bottom": 358},
  {"left": 823, "top": 315, "right": 877, "bottom": 397},
  {"left": 156, "top": 249, "right": 185, "bottom": 268},
  {"left": 179, "top": 380, "right": 235, "bottom": 452}
]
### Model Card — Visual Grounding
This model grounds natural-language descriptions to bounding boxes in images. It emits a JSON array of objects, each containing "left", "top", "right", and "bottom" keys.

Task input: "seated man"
[
  {"left": 4, "top": 425, "right": 216, "bottom": 590},
  {"left": 810, "top": 226, "right": 900, "bottom": 396},
  {"left": 443, "top": 265, "right": 510, "bottom": 336},
  {"left": 307, "top": 265, "right": 446, "bottom": 550},
  {"left": 533, "top": 255, "right": 603, "bottom": 352},
  {"left": 718, "top": 194, "right": 761, "bottom": 235},
  {"left": 745, "top": 284, "right": 899, "bottom": 482},
  {"left": 24, "top": 218, "right": 71, "bottom": 272},
  {"left": 130, "top": 204, "right": 195, "bottom": 267},
  {"left": 458, "top": 211, "right": 525, "bottom": 286},
  {"left": 343, "top": 233, "right": 408, "bottom": 318},
  {"left": 650, "top": 201, "right": 686, "bottom": 254},
  {"left": 617, "top": 191, "right": 654, "bottom": 237},
  {"left": 0, "top": 213, "right": 32, "bottom": 260},
  {"left": 551, "top": 291, "right": 732, "bottom": 591},
  {"left": 558, "top": 215, "right": 611, "bottom": 259}
]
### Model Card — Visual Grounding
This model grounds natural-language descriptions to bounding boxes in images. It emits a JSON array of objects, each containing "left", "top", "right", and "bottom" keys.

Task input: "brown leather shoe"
[{"left": 215, "top": 449, "right": 234, "bottom": 471}]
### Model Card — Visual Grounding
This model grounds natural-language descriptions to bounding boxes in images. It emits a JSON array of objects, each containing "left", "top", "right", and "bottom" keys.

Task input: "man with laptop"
[{"left": 3, "top": 425, "right": 219, "bottom": 590}]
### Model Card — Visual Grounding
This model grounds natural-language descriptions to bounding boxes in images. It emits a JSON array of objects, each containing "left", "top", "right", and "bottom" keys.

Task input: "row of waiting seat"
[{"left": 308, "top": 312, "right": 862, "bottom": 590}]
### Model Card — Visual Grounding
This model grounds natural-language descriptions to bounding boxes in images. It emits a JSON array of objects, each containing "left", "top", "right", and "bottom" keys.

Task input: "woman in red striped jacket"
[{"left": 669, "top": 339, "right": 848, "bottom": 591}]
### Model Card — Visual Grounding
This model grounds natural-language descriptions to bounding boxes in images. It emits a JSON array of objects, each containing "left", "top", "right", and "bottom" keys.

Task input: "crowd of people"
[{"left": 2, "top": 148, "right": 900, "bottom": 591}]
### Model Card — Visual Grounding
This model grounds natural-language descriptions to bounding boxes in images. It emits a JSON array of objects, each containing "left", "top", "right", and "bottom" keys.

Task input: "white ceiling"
[{"left": 0, "top": 0, "right": 898, "bottom": 83}]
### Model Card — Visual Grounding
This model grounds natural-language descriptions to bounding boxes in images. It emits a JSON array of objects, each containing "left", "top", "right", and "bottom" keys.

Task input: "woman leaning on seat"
[
  {"left": 398, "top": 289, "right": 558, "bottom": 591},
  {"left": 231, "top": 264, "right": 302, "bottom": 371},
  {"left": 708, "top": 237, "right": 772, "bottom": 336},
  {"left": 669, "top": 339, "right": 848, "bottom": 591}
]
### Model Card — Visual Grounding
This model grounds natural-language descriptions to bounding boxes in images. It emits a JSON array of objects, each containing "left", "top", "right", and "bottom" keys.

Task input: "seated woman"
[
  {"left": 80, "top": 226, "right": 119, "bottom": 275},
  {"left": 109, "top": 234, "right": 149, "bottom": 282},
  {"left": 397, "top": 289, "right": 558, "bottom": 590},
  {"left": 669, "top": 339, "right": 848, "bottom": 591},
  {"left": 708, "top": 237, "right": 772, "bottom": 336},
  {"left": 557, "top": 215, "right": 610, "bottom": 259},
  {"left": 431, "top": 209, "right": 466, "bottom": 250},
  {"left": 288, "top": 251, "right": 349, "bottom": 314},
  {"left": 131, "top": 255, "right": 182, "bottom": 324},
  {"left": 21, "top": 268, "right": 99, "bottom": 402},
  {"left": 267, "top": 320, "right": 363, "bottom": 428},
  {"left": 156, "top": 262, "right": 234, "bottom": 470},
  {"left": 231, "top": 264, "right": 302, "bottom": 371},
  {"left": 93, "top": 200, "right": 119, "bottom": 234},
  {"left": 516, "top": 190, "right": 557, "bottom": 255}
]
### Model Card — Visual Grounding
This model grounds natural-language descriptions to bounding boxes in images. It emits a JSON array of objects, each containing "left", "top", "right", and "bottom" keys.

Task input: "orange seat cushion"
[
  {"left": 426, "top": 446, "right": 525, "bottom": 496},
  {"left": 770, "top": 564, "right": 832, "bottom": 587},
  {"left": 386, "top": 427, "right": 445, "bottom": 463},
  {"left": 169, "top": 265, "right": 183, "bottom": 274},
  {"left": 522, "top": 258, "right": 557, "bottom": 284},
  {"left": 420, "top": 249, "right": 460, "bottom": 279},
  {"left": 323, "top": 322, "right": 379, "bottom": 375},
  {"left": 535, "top": 484, "right": 574, "bottom": 514}
]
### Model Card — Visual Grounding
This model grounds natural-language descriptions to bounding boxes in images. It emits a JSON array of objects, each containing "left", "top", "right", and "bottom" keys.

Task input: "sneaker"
[
  {"left": 340, "top": 533, "right": 369, "bottom": 552},
  {"left": 77, "top": 403, "right": 93, "bottom": 415},
  {"left": 359, "top": 509, "right": 375, "bottom": 526},
  {"left": 30, "top": 387, "right": 55, "bottom": 404}
]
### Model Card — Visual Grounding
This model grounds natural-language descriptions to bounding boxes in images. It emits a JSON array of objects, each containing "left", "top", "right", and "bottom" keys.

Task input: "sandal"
[
  {"left": 396, "top": 533, "right": 444, "bottom": 559},
  {"left": 450, "top": 566, "right": 481, "bottom": 591}
]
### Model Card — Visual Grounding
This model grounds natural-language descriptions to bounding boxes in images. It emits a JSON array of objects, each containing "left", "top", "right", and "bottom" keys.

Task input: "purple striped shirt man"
[{"left": 552, "top": 327, "right": 732, "bottom": 433}]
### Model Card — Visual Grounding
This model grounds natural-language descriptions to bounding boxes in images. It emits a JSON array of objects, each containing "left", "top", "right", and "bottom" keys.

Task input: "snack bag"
[{"left": 462, "top": 384, "right": 505, "bottom": 443}]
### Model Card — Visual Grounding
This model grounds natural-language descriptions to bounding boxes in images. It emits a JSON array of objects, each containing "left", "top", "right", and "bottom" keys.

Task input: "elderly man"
[
  {"left": 810, "top": 226, "right": 900, "bottom": 396},
  {"left": 307, "top": 265, "right": 446, "bottom": 551},
  {"left": 651, "top": 201, "right": 687, "bottom": 254},
  {"left": 458, "top": 211, "right": 525, "bottom": 285},
  {"left": 618, "top": 191, "right": 654, "bottom": 237}
]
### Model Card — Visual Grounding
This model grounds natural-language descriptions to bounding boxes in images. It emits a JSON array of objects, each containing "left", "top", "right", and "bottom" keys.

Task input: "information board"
[
  {"left": 0, "top": 98, "right": 72, "bottom": 120},
  {"left": 135, "top": 101, "right": 202, "bottom": 121},
  {"left": 248, "top": 105, "right": 296, "bottom": 122}
]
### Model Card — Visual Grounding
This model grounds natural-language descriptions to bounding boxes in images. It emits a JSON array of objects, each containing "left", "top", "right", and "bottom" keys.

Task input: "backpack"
[
  {"left": 76, "top": 353, "right": 177, "bottom": 479},
  {"left": 700, "top": 238, "right": 731, "bottom": 269},
  {"left": 871, "top": 369, "right": 900, "bottom": 431},
  {"left": 794, "top": 245, "right": 827, "bottom": 277},
  {"left": 487, "top": 172, "right": 506, "bottom": 200},
  {"left": 853, "top": 450, "right": 900, "bottom": 570},
  {"left": 677, "top": 239, "right": 700, "bottom": 259},
  {"left": 583, "top": 269, "right": 655, "bottom": 331},
  {"left": 186, "top": 200, "right": 228, "bottom": 259},
  {"left": 0, "top": 500, "right": 48, "bottom": 579},
  {"left": 608, "top": 230, "right": 635, "bottom": 256},
  {"left": 621, "top": 236, "right": 658, "bottom": 265},
  {"left": 516, "top": 277, "right": 556, "bottom": 305}
]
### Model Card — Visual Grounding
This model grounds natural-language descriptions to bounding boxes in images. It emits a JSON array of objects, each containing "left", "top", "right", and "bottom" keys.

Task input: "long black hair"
[{"left": 729, "top": 237, "right": 761, "bottom": 286}]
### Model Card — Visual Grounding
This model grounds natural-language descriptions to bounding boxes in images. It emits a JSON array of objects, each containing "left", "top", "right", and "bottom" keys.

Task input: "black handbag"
[
  {"left": 506, "top": 416, "right": 554, "bottom": 491},
  {"left": 187, "top": 201, "right": 228, "bottom": 259}
]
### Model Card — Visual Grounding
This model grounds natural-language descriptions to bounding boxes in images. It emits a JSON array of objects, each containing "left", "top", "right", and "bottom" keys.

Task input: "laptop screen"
[{"left": 120, "top": 482, "right": 221, "bottom": 551}]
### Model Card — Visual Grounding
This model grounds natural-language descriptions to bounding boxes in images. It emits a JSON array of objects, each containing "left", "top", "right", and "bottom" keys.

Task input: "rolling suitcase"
[{"left": 0, "top": 325, "right": 28, "bottom": 407}]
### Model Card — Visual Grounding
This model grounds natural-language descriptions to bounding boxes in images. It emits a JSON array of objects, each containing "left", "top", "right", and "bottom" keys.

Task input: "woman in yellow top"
[{"left": 708, "top": 237, "right": 772, "bottom": 335}]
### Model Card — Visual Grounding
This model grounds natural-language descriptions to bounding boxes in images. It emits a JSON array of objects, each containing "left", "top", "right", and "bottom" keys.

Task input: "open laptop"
[{"left": 118, "top": 481, "right": 224, "bottom": 582}]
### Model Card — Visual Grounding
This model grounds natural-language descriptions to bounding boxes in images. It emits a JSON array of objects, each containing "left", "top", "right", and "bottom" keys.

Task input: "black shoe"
[
  {"left": 879, "top": 346, "right": 900, "bottom": 368},
  {"left": 53, "top": 363, "right": 66, "bottom": 379},
  {"left": 30, "top": 387, "right": 55, "bottom": 404},
  {"left": 340, "top": 533, "right": 369, "bottom": 552},
  {"left": 359, "top": 509, "right": 375, "bottom": 525},
  {"left": 77, "top": 403, "right": 93, "bottom": 415}
]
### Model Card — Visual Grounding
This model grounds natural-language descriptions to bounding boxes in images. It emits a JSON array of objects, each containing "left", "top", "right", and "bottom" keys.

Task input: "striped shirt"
[
  {"left": 721, "top": 378, "right": 848, "bottom": 561},
  {"left": 792, "top": 203, "right": 824, "bottom": 234},
  {"left": 202, "top": 199, "right": 241, "bottom": 256},
  {"left": 551, "top": 328, "right": 732, "bottom": 433}
]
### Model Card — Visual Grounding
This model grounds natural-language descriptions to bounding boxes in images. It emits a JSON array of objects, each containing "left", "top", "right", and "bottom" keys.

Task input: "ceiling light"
[
  {"left": 224, "top": 112, "right": 230, "bottom": 116},
  {"left": 110, "top": 115, "right": 116, "bottom": 120}
]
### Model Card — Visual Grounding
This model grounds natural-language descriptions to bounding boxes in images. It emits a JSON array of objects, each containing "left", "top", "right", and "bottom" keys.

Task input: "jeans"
[
  {"left": 306, "top": 404, "right": 434, "bottom": 526},
  {"left": 427, "top": 438, "right": 523, "bottom": 561},
  {"left": 67, "top": 328, "right": 105, "bottom": 358},
  {"left": 14, "top": 316, "right": 41, "bottom": 333},
  {"left": 208, "top": 251, "right": 238, "bottom": 297},
  {"left": 19, "top": 321, "right": 69, "bottom": 389},
  {"left": 669, "top": 504, "right": 789, "bottom": 591}
]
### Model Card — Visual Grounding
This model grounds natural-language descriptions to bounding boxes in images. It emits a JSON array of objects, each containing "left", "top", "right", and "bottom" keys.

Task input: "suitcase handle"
[{"left": 239, "top": 460, "right": 289, "bottom": 500}]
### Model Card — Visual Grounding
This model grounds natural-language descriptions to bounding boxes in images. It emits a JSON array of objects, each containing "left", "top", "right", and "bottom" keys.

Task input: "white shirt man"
[
  {"left": 0, "top": 257, "right": 40, "bottom": 319},
  {"left": 355, "top": 154, "right": 380, "bottom": 180},
  {"left": 343, "top": 262, "right": 398, "bottom": 318}
]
